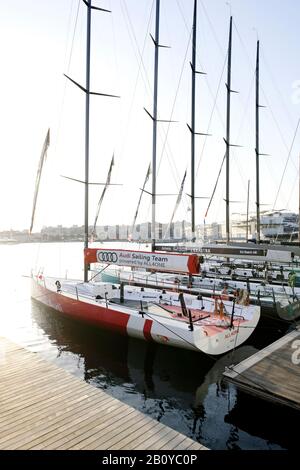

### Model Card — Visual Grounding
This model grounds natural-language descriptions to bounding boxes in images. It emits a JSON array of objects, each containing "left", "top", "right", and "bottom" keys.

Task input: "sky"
[{"left": 1, "top": 0, "right": 300, "bottom": 232}]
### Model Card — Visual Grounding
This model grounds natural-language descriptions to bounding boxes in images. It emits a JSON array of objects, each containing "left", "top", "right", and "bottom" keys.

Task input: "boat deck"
[
  {"left": 223, "top": 327, "right": 300, "bottom": 410},
  {"left": 0, "top": 336, "right": 207, "bottom": 450},
  {"left": 110, "top": 298, "right": 149, "bottom": 309}
]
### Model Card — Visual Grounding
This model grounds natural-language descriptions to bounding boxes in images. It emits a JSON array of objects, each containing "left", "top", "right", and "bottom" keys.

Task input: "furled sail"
[
  {"left": 92, "top": 154, "right": 114, "bottom": 236},
  {"left": 130, "top": 163, "right": 151, "bottom": 236},
  {"left": 204, "top": 153, "right": 225, "bottom": 219},
  {"left": 169, "top": 170, "right": 187, "bottom": 227},
  {"left": 29, "top": 129, "right": 50, "bottom": 234}
]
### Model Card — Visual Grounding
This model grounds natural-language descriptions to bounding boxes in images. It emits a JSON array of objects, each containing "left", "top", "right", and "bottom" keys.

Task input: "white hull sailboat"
[{"left": 32, "top": 267, "right": 260, "bottom": 355}]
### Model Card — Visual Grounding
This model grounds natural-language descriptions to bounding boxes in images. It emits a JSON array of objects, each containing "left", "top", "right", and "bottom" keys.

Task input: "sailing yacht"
[{"left": 31, "top": 0, "right": 260, "bottom": 355}]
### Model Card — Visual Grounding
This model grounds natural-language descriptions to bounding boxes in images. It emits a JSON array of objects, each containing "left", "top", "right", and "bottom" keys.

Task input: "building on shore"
[
  {"left": 1, "top": 210, "right": 298, "bottom": 244},
  {"left": 231, "top": 210, "right": 299, "bottom": 241}
]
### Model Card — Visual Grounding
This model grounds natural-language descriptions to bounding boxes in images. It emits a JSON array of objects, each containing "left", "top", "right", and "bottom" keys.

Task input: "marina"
[
  {"left": 0, "top": 241, "right": 299, "bottom": 450},
  {"left": 1, "top": 0, "right": 300, "bottom": 454}
]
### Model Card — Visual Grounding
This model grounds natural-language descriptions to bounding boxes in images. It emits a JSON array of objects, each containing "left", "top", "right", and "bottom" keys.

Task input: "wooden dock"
[
  {"left": 223, "top": 327, "right": 300, "bottom": 410},
  {"left": 0, "top": 336, "right": 207, "bottom": 450}
]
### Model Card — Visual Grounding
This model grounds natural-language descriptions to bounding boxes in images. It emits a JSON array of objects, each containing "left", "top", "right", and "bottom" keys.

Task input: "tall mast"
[
  {"left": 299, "top": 152, "right": 300, "bottom": 242},
  {"left": 190, "top": 0, "right": 197, "bottom": 240},
  {"left": 84, "top": 0, "right": 92, "bottom": 282},
  {"left": 246, "top": 179, "right": 250, "bottom": 241},
  {"left": 225, "top": 16, "right": 233, "bottom": 244},
  {"left": 64, "top": 1, "right": 112, "bottom": 280},
  {"left": 255, "top": 40, "right": 261, "bottom": 243},
  {"left": 151, "top": 0, "right": 160, "bottom": 252}
]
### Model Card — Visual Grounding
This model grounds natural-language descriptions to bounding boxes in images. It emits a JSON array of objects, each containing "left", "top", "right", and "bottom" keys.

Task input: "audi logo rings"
[{"left": 97, "top": 251, "right": 118, "bottom": 263}]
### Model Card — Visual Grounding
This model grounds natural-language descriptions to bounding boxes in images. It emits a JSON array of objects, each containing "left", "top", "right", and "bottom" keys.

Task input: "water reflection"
[
  {"left": 0, "top": 243, "right": 293, "bottom": 449},
  {"left": 225, "top": 389, "right": 300, "bottom": 450},
  {"left": 29, "top": 298, "right": 289, "bottom": 449}
]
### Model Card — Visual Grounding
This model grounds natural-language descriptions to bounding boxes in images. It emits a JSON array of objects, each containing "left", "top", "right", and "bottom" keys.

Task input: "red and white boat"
[
  {"left": 31, "top": 248, "right": 260, "bottom": 355},
  {"left": 31, "top": 274, "right": 260, "bottom": 355}
]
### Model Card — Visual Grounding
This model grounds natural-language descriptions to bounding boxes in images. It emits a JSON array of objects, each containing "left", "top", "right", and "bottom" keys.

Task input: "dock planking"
[
  {"left": 0, "top": 337, "right": 207, "bottom": 450},
  {"left": 223, "top": 327, "right": 300, "bottom": 410}
]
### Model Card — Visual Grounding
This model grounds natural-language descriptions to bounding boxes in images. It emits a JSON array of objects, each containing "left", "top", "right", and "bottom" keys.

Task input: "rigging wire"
[
  {"left": 201, "top": 23, "right": 255, "bottom": 221},
  {"left": 230, "top": 70, "right": 256, "bottom": 194},
  {"left": 55, "top": 0, "right": 81, "bottom": 157},
  {"left": 143, "top": 28, "right": 195, "bottom": 220},
  {"left": 176, "top": 0, "right": 226, "bottom": 128},
  {"left": 175, "top": 5, "right": 255, "bottom": 219},
  {"left": 176, "top": 0, "right": 228, "bottom": 221},
  {"left": 118, "top": 0, "right": 154, "bottom": 161},
  {"left": 66, "top": 0, "right": 81, "bottom": 74},
  {"left": 261, "top": 48, "right": 296, "bottom": 131},
  {"left": 153, "top": 0, "right": 235, "bottom": 222},
  {"left": 198, "top": 0, "right": 226, "bottom": 57},
  {"left": 120, "top": 0, "right": 189, "bottom": 222},
  {"left": 156, "top": 30, "right": 192, "bottom": 188},
  {"left": 286, "top": 171, "right": 299, "bottom": 209},
  {"left": 272, "top": 118, "right": 300, "bottom": 210},
  {"left": 261, "top": 87, "right": 298, "bottom": 170},
  {"left": 233, "top": 20, "right": 298, "bottom": 171},
  {"left": 195, "top": 54, "right": 227, "bottom": 177},
  {"left": 104, "top": 0, "right": 123, "bottom": 160},
  {"left": 232, "top": 19, "right": 300, "bottom": 235},
  {"left": 33, "top": 0, "right": 80, "bottom": 274},
  {"left": 204, "top": 153, "right": 226, "bottom": 219}
]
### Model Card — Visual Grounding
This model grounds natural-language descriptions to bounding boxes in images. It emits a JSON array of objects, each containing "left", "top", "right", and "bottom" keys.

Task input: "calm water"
[{"left": 0, "top": 242, "right": 298, "bottom": 450}]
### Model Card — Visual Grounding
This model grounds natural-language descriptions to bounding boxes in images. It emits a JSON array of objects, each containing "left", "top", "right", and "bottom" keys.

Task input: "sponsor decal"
[
  {"left": 200, "top": 247, "right": 266, "bottom": 256},
  {"left": 85, "top": 248, "right": 199, "bottom": 274},
  {"left": 96, "top": 251, "right": 118, "bottom": 263},
  {"left": 291, "top": 339, "right": 300, "bottom": 365}
]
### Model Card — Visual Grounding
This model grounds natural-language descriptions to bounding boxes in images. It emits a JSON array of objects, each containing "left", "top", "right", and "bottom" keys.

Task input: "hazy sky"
[{"left": 1, "top": 0, "right": 300, "bottom": 231}]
